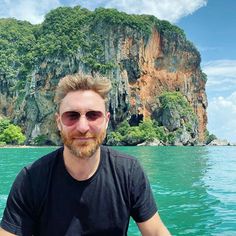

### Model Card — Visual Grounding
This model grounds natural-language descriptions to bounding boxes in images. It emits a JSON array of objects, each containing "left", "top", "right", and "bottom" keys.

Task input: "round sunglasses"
[{"left": 61, "top": 110, "right": 105, "bottom": 126}]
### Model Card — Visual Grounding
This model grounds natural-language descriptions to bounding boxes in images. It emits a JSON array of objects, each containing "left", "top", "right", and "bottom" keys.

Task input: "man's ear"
[
  {"left": 105, "top": 112, "right": 110, "bottom": 129},
  {"left": 55, "top": 113, "right": 62, "bottom": 131}
]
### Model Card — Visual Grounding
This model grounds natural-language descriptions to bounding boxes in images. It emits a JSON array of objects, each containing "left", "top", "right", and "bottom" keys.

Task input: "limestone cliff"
[{"left": 0, "top": 7, "right": 207, "bottom": 145}]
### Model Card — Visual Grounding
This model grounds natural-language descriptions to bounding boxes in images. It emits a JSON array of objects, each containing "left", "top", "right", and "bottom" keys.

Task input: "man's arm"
[
  {"left": 137, "top": 212, "right": 171, "bottom": 236},
  {"left": 1, "top": 168, "right": 36, "bottom": 236},
  {"left": 0, "top": 228, "right": 16, "bottom": 236}
]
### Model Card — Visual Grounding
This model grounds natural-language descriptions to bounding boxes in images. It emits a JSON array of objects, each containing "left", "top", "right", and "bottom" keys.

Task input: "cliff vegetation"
[
  {"left": 0, "top": 6, "right": 208, "bottom": 146},
  {"left": 0, "top": 118, "right": 26, "bottom": 145}
]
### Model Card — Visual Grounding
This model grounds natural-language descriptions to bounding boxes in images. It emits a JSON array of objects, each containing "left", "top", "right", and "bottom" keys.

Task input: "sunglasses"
[{"left": 61, "top": 110, "right": 105, "bottom": 127}]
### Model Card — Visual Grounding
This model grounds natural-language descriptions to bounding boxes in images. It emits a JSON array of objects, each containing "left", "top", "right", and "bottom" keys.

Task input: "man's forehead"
[
  {"left": 65, "top": 90, "right": 102, "bottom": 98},
  {"left": 60, "top": 90, "right": 106, "bottom": 111}
]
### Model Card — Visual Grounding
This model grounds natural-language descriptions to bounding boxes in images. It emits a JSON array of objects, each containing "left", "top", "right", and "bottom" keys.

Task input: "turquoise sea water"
[{"left": 0, "top": 146, "right": 236, "bottom": 235}]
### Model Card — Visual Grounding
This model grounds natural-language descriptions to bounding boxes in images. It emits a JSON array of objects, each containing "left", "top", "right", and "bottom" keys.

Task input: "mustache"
[{"left": 70, "top": 132, "right": 96, "bottom": 139}]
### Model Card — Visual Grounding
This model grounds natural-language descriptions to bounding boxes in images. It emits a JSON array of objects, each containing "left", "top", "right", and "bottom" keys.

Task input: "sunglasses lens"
[
  {"left": 86, "top": 111, "right": 103, "bottom": 121},
  {"left": 61, "top": 111, "right": 80, "bottom": 126},
  {"left": 61, "top": 111, "right": 104, "bottom": 126}
]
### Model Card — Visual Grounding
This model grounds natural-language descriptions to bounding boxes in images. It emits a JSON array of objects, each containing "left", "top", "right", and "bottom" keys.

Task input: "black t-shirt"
[{"left": 1, "top": 146, "right": 157, "bottom": 236}]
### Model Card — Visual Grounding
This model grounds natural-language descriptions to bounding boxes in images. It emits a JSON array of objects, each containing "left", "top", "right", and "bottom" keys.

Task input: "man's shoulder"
[
  {"left": 102, "top": 146, "right": 136, "bottom": 159},
  {"left": 25, "top": 147, "right": 63, "bottom": 174},
  {"left": 101, "top": 146, "right": 138, "bottom": 168}
]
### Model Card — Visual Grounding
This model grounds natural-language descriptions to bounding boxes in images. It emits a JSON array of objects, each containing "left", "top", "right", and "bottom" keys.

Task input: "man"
[{"left": 0, "top": 73, "right": 171, "bottom": 235}]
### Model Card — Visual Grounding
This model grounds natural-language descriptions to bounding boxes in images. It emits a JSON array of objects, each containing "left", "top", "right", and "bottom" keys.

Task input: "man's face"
[{"left": 56, "top": 90, "right": 110, "bottom": 159}]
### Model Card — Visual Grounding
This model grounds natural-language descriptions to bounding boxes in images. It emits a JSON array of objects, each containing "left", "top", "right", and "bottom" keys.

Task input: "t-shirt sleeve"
[
  {"left": 130, "top": 160, "right": 158, "bottom": 223},
  {"left": 0, "top": 167, "right": 35, "bottom": 236}
]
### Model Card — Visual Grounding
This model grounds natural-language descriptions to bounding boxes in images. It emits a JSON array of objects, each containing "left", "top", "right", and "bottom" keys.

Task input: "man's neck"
[{"left": 63, "top": 146, "right": 101, "bottom": 181}]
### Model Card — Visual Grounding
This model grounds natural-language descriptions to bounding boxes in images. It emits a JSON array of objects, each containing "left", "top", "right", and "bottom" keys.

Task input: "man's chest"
[{"left": 36, "top": 175, "right": 130, "bottom": 235}]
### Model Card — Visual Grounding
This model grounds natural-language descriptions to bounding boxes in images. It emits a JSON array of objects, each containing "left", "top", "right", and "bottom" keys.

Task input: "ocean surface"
[{"left": 0, "top": 146, "right": 236, "bottom": 235}]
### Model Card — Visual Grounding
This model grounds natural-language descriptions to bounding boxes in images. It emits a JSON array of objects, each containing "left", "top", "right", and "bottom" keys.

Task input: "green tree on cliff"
[
  {"left": 106, "top": 119, "right": 171, "bottom": 145},
  {"left": 0, "top": 119, "right": 26, "bottom": 145}
]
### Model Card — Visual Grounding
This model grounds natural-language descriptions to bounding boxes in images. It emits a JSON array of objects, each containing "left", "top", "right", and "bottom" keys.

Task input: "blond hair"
[{"left": 55, "top": 73, "right": 112, "bottom": 109}]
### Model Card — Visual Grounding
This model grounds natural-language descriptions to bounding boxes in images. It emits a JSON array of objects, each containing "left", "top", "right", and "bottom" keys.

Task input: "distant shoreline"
[
  {"left": 0, "top": 145, "right": 61, "bottom": 148},
  {"left": 0, "top": 143, "right": 236, "bottom": 148}
]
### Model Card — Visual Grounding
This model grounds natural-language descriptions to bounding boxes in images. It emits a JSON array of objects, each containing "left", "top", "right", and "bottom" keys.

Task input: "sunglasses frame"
[{"left": 60, "top": 110, "right": 106, "bottom": 127}]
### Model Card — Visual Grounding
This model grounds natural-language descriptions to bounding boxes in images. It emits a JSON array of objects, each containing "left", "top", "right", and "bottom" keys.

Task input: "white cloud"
[
  {"left": 203, "top": 60, "right": 236, "bottom": 142},
  {"left": 0, "top": 0, "right": 207, "bottom": 24},
  {"left": 203, "top": 60, "right": 236, "bottom": 78},
  {"left": 102, "top": 0, "right": 207, "bottom": 22},
  {"left": 0, "top": 0, "right": 60, "bottom": 24},
  {"left": 207, "top": 93, "right": 236, "bottom": 143},
  {"left": 202, "top": 60, "right": 236, "bottom": 98}
]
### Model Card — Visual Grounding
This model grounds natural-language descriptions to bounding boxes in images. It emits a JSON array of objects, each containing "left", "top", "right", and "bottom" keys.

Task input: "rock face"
[
  {"left": 208, "top": 139, "right": 230, "bottom": 146},
  {"left": 0, "top": 7, "right": 207, "bottom": 145},
  {"left": 137, "top": 139, "right": 163, "bottom": 146}
]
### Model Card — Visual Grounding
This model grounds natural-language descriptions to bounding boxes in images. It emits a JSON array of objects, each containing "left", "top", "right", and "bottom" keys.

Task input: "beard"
[{"left": 61, "top": 129, "right": 106, "bottom": 159}]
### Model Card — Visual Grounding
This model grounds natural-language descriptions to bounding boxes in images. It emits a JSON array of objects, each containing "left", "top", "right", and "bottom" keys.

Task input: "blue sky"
[{"left": 0, "top": 0, "right": 235, "bottom": 142}]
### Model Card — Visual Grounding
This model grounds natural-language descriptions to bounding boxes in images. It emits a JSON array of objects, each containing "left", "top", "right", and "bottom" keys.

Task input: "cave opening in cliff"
[{"left": 129, "top": 114, "right": 143, "bottom": 126}]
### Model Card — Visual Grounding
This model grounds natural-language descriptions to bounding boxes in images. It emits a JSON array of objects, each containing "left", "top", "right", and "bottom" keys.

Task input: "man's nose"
[{"left": 75, "top": 116, "right": 89, "bottom": 133}]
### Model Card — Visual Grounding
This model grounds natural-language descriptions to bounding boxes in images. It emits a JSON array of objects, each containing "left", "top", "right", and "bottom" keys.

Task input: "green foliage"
[
  {"left": 107, "top": 92, "right": 199, "bottom": 146},
  {"left": 0, "top": 118, "right": 26, "bottom": 145},
  {"left": 33, "top": 134, "right": 48, "bottom": 146},
  {"left": 93, "top": 8, "right": 186, "bottom": 39},
  {"left": 0, "top": 7, "right": 200, "bottom": 146},
  {"left": 122, "top": 126, "right": 145, "bottom": 145},
  {"left": 33, "top": 6, "right": 92, "bottom": 60},
  {"left": 155, "top": 126, "right": 173, "bottom": 143},
  {"left": 116, "top": 120, "right": 130, "bottom": 136},
  {"left": 0, "top": 18, "right": 36, "bottom": 85},
  {"left": 0, "top": 118, "right": 11, "bottom": 132},
  {"left": 106, "top": 131, "right": 123, "bottom": 145},
  {"left": 139, "top": 119, "right": 157, "bottom": 141},
  {"left": 157, "top": 20, "right": 186, "bottom": 38},
  {"left": 159, "top": 91, "right": 198, "bottom": 126},
  {"left": 31, "top": 6, "right": 117, "bottom": 74},
  {"left": 204, "top": 130, "right": 217, "bottom": 144},
  {"left": 201, "top": 71, "right": 208, "bottom": 82},
  {"left": 159, "top": 91, "right": 187, "bottom": 109},
  {"left": 0, "top": 6, "right": 189, "bottom": 82},
  {"left": 0, "top": 123, "right": 26, "bottom": 145},
  {"left": 93, "top": 8, "right": 156, "bottom": 35},
  {"left": 106, "top": 119, "right": 172, "bottom": 145},
  {"left": 0, "top": 141, "right": 6, "bottom": 146},
  {"left": 165, "top": 132, "right": 176, "bottom": 144}
]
